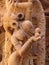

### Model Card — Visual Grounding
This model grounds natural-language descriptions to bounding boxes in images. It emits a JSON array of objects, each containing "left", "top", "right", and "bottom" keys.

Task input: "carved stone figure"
[
  {"left": 2, "top": 0, "right": 45, "bottom": 65},
  {"left": 8, "top": 26, "right": 41, "bottom": 65}
]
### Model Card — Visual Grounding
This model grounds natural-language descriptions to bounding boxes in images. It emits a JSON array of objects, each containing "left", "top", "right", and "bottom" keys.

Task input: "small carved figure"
[{"left": 8, "top": 20, "right": 41, "bottom": 65}]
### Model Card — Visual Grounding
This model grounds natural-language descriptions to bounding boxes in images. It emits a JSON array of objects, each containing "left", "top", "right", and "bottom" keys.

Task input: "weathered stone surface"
[{"left": 0, "top": 0, "right": 45, "bottom": 65}]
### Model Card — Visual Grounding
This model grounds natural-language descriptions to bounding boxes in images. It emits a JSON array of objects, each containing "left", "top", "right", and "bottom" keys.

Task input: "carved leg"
[{"left": 4, "top": 32, "right": 12, "bottom": 65}]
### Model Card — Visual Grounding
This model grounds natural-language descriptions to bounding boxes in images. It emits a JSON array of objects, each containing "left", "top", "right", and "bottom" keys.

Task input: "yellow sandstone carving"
[{"left": 2, "top": 0, "right": 45, "bottom": 65}]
